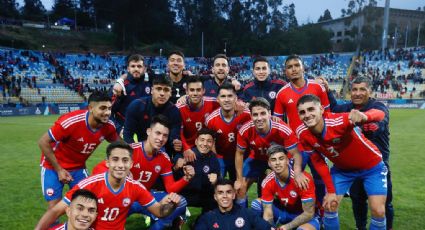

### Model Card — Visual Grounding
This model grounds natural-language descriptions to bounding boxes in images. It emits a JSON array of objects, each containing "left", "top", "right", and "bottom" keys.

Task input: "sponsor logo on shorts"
[{"left": 46, "top": 188, "right": 54, "bottom": 196}]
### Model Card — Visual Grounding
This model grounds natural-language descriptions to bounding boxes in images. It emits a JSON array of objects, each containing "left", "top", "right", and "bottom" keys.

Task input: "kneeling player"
[{"left": 251, "top": 144, "right": 319, "bottom": 230}]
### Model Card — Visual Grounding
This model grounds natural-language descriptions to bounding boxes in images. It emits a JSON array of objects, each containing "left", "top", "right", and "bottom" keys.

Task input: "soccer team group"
[{"left": 34, "top": 52, "right": 393, "bottom": 230}]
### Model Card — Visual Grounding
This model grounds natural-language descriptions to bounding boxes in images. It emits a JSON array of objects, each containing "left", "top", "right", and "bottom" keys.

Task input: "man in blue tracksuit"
[
  {"left": 195, "top": 179, "right": 275, "bottom": 230},
  {"left": 324, "top": 76, "right": 394, "bottom": 230},
  {"left": 241, "top": 56, "right": 286, "bottom": 111},
  {"left": 110, "top": 54, "right": 152, "bottom": 134},
  {"left": 123, "top": 75, "right": 182, "bottom": 158},
  {"left": 173, "top": 128, "right": 220, "bottom": 214}
]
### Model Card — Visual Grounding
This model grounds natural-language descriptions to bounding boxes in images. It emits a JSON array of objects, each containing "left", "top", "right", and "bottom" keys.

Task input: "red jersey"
[
  {"left": 177, "top": 97, "right": 219, "bottom": 151},
  {"left": 261, "top": 170, "right": 315, "bottom": 214},
  {"left": 41, "top": 110, "right": 118, "bottom": 170},
  {"left": 92, "top": 142, "right": 188, "bottom": 193},
  {"left": 237, "top": 120, "right": 298, "bottom": 161},
  {"left": 64, "top": 173, "right": 156, "bottom": 230},
  {"left": 205, "top": 108, "right": 251, "bottom": 160},
  {"left": 49, "top": 223, "right": 94, "bottom": 230},
  {"left": 296, "top": 112, "right": 382, "bottom": 171},
  {"left": 274, "top": 80, "right": 330, "bottom": 131}
]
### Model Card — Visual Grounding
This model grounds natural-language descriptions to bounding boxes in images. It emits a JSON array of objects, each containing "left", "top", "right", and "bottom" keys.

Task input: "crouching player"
[{"left": 251, "top": 144, "right": 319, "bottom": 230}]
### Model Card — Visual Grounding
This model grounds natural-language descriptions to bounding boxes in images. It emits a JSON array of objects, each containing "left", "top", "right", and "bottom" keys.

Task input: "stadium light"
[{"left": 107, "top": 24, "right": 112, "bottom": 32}]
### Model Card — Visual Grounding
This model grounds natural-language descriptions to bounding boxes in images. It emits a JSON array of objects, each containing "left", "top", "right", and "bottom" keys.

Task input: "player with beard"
[
  {"left": 111, "top": 54, "right": 152, "bottom": 134},
  {"left": 38, "top": 91, "right": 119, "bottom": 213}
]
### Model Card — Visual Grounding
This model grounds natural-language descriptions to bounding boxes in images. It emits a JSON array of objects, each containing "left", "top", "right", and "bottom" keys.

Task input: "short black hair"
[
  {"left": 71, "top": 189, "right": 98, "bottom": 205},
  {"left": 168, "top": 50, "right": 185, "bottom": 60},
  {"left": 217, "top": 82, "right": 236, "bottom": 95},
  {"left": 214, "top": 178, "right": 234, "bottom": 191},
  {"left": 186, "top": 75, "right": 204, "bottom": 88},
  {"left": 351, "top": 76, "right": 372, "bottom": 89},
  {"left": 253, "top": 56, "right": 269, "bottom": 68},
  {"left": 152, "top": 74, "right": 173, "bottom": 88},
  {"left": 88, "top": 91, "right": 111, "bottom": 104},
  {"left": 126, "top": 54, "right": 144, "bottom": 66},
  {"left": 197, "top": 127, "right": 216, "bottom": 139},
  {"left": 106, "top": 141, "right": 133, "bottom": 159},
  {"left": 296, "top": 94, "right": 321, "bottom": 108},
  {"left": 284, "top": 54, "right": 303, "bottom": 66},
  {"left": 266, "top": 144, "right": 287, "bottom": 157},
  {"left": 213, "top": 54, "right": 229, "bottom": 65},
  {"left": 150, "top": 114, "right": 171, "bottom": 130},
  {"left": 249, "top": 97, "right": 270, "bottom": 112}
]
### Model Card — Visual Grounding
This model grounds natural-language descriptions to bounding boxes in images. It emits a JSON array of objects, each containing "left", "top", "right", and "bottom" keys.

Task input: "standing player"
[
  {"left": 38, "top": 91, "right": 118, "bottom": 211},
  {"left": 205, "top": 82, "right": 251, "bottom": 181},
  {"left": 195, "top": 179, "right": 275, "bottom": 230},
  {"left": 321, "top": 76, "right": 394, "bottom": 230},
  {"left": 251, "top": 144, "right": 319, "bottom": 230},
  {"left": 93, "top": 115, "right": 195, "bottom": 229},
  {"left": 177, "top": 75, "right": 219, "bottom": 162},
  {"left": 273, "top": 54, "right": 331, "bottom": 212},
  {"left": 241, "top": 56, "right": 286, "bottom": 111},
  {"left": 235, "top": 97, "right": 307, "bottom": 207},
  {"left": 203, "top": 54, "right": 242, "bottom": 97},
  {"left": 167, "top": 51, "right": 190, "bottom": 103},
  {"left": 296, "top": 94, "right": 388, "bottom": 230},
  {"left": 49, "top": 189, "right": 98, "bottom": 230},
  {"left": 123, "top": 75, "right": 182, "bottom": 157},
  {"left": 36, "top": 141, "right": 181, "bottom": 230},
  {"left": 111, "top": 54, "right": 151, "bottom": 134}
]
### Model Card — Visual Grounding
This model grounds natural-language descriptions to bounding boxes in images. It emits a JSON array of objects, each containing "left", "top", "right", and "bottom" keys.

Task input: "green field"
[{"left": 1, "top": 109, "right": 424, "bottom": 229}]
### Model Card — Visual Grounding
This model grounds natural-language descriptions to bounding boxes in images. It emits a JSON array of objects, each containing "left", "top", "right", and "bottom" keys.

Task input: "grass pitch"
[{"left": 0, "top": 109, "right": 424, "bottom": 229}]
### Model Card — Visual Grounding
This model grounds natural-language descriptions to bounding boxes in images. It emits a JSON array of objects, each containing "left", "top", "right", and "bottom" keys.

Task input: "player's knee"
[{"left": 370, "top": 205, "right": 386, "bottom": 218}]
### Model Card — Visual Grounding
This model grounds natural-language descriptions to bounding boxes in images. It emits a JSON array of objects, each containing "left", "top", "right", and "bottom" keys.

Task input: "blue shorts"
[
  {"left": 41, "top": 167, "right": 89, "bottom": 201},
  {"left": 273, "top": 204, "right": 321, "bottom": 229},
  {"left": 331, "top": 161, "right": 388, "bottom": 196},
  {"left": 128, "top": 191, "right": 187, "bottom": 218},
  {"left": 217, "top": 158, "right": 236, "bottom": 181},
  {"left": 243, "top": 158, "right": 268, "bottom": 178}
]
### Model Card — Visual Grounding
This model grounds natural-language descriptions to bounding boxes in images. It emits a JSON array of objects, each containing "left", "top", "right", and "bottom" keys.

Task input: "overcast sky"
[{"left": 17, "top": 0, "right": 425, "bottom": 24}]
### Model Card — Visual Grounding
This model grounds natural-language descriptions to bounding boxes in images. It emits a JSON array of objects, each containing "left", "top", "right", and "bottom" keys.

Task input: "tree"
[
  {"left": 287, "top": 3, "right": 298, "bottom": 30},
  {"left": 318, "top": 9, "right": 332, "bottom": 22},
  {"left": 51, "top": 0, "right": 76, "bottom": 22},
  {"left": 0, "top": 0, "right": 20, "bottom": 18},
  {"left": 22, "top": 0, "right": 46, "bottom": 21}
]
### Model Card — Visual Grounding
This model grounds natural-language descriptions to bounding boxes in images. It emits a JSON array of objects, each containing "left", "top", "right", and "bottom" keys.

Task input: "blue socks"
[
  {"left": 323, "top": 211, "right": 339, "bottom": 230},
  {"left": 370, "top": 217, "right": 386, "bottom": 230}
]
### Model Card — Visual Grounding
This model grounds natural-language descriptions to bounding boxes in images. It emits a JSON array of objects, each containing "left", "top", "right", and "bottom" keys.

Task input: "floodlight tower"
[{"left": 382, "top": 0, "right": 390, "bottom": 51}]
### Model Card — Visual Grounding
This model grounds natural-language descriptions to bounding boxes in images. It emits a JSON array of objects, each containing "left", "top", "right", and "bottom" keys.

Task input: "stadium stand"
[{"left": 2, "top": 46, "right": 424, "bottom": 107}]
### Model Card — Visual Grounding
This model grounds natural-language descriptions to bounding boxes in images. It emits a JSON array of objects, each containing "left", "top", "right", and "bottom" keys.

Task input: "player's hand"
[
  {"left": 294, "top": 172, "right": 309, "bottom": 190},
  {"left": 183, "top": 149, "right": 196, "bottom": 162},
  {"left": 362, "top": 122, "right": 379, "bottom": 133},
  {"left": 277, "top": 225, "right": 288, "bottom": 230},
  {"left": 161, "top": 193, "right": 181, "bottom": 205},
  {"left": 183, "top": 165, "right": 195, "bottom": 181},
  {"left": 235, "top": 100, "right": 247, "bottom": 115},
  {"left": 173, "top": 139, "right": 183, "bottom": 152},
  {"left": 176, "top": 95, "right": 188, "bottom": 106},
  {"left": 58, "top": 168, "right": 73, "bottom": 184},
  {"left": 208, "top": 173, "right": 218, "bottom": 185},
  {"left": 234, "top": 178, "right": 247, "bottom": 196},
  {"left": 112, "top": 82, "right": 124, "bottom": 96},
  {"left": 315, "top": 76, "right": 329, "bottom": 92},
  {"left": 173, "top": 158, "right": 186, "bottom": 170},
  {"left": 322, "top": 193, "right": 339, "bottom": 212},
  {"left": 349, "top": 109, "right": 368, "bottom": 124},
  {"left": 231, "top": 79, "right": 242, "bottom": 91},
  {"left": 271, "top": 115, "right": 282, "bottom": 123},
  {"left": 183, "top": 70, "right": 194, "bottom": 76}
]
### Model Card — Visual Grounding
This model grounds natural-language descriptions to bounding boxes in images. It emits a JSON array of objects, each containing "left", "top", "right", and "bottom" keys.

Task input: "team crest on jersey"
[
  {"left": 235, "top": 217, "right": 245, "bottom": 227},
  {"left": 99, "top": 136, "right": 105, "bottom": 142},
  {"left": 269, "top": 91, "right": 276, "bottom": 99},
  {"left": 203, "top": 165, "right": 210, "bottom": 173},
  {"left": 332, "top": 138, "right": 341, "bottom": 144},
  {"left": 122, "top": 198, "right": 131, "bottom": 207},
  {"left": 145, "top": 86, "right": 151, "bottom": 94},
  {"left": 46, "top": 188, "right": 54, "bottom": 196},
  {"left": 154, "top": 165, "right": 161, "bottom": 173},
  {"left": 290, "top": 190, "right": 297, "bottom": 198}
]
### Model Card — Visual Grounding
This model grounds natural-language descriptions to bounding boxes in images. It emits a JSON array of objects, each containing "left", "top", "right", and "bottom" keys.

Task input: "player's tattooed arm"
[
  {"left": 281, "top": 200, "right": 315, "bottom": 229},
  {"left": 159, "top": 202, "right": 177, "bottom": 217},
  {"left": 262, "top": 202, "right": 274, "bottom": 225}
]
